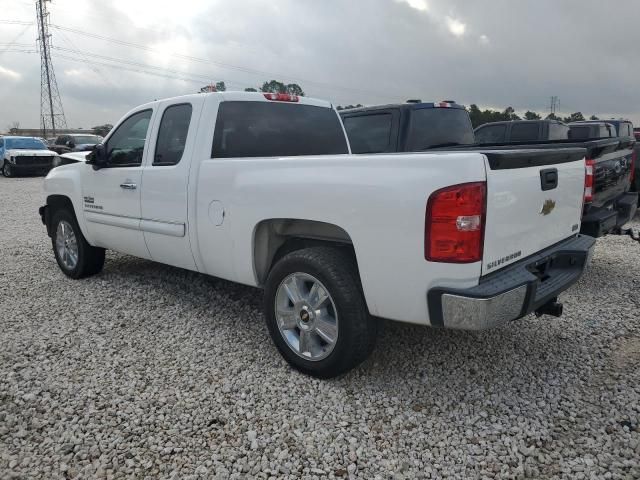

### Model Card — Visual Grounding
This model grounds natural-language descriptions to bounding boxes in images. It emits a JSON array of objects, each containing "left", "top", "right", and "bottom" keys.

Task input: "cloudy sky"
[{"left": 1, "top": 0, "right": 639, "bottom": 130}]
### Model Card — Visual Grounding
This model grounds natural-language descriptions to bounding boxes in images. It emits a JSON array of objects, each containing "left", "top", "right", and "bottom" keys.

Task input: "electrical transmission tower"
[
  {"left": 549, "top": 96, "right": 559, "bottom": 116},
  {"left": 36, "top": 0, "right": 66, "bottom": 137}
]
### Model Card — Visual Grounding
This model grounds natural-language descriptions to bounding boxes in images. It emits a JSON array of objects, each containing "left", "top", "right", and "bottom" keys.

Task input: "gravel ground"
[{"left": 0, "top": 175, "right": 639, "bottom": 480}]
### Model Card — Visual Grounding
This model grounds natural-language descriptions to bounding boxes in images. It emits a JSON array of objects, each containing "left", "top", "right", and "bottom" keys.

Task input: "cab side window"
[
  {"left": 153, "top": 104, "right": 192, "bottom": 166},
  {"left": 106, "top": 109, "right": 152, "bottom": 167},
  {"left": 475, "top": 124, "right": 506, "bottom": 144}
]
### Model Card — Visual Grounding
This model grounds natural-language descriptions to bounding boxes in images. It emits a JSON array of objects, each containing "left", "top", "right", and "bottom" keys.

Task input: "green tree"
[
  {"left": 562, "top": 112, "right": 585, "bottom": 123},
  {"left": 260, "top": 80, "right": 305, "bottom": 96},
  {"left": 336, "top": 104, "right": 363, "bottom": 111},
  {"left": 524, "top": 111, "right": 541, "bottom": 120},
  {"left": 92, "top": 124, "right": 113, "bottom": 137},
  {"left": 199, "top": 81, "right": 226, "bottom": 93},
  {"left": 261, "top": 80, "right": 287, "bottom": 94},
  {"left": 286, "top": 83, "right": 304, "bottom": 96},
  {"left": 545, "top": 113, "right": 560, "bottom": 121},
  {"left": 244, "top": 87, "right": 258, "bottom": 92},
  {"left": 503, "top": 106, "right": 520, "bottom": 121},
  {"left": 590, "top": 115, "right": 599, "bottom": 120}
]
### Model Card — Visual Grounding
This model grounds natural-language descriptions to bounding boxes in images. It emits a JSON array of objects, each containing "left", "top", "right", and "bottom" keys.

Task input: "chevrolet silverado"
[{"left": 39, "top": 92, "right": 594, "bottom": 377}]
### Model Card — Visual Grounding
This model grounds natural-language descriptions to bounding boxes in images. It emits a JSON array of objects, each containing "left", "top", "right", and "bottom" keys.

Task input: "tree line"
[
  {"left": 467, "top": 104, "right": 600, "bottom": 128},
  {"left": 199, "top": 80, "right": 304, "bottom": 96},
  {"left": 88, "top": 79, "right": 614, "bottom": 136}
]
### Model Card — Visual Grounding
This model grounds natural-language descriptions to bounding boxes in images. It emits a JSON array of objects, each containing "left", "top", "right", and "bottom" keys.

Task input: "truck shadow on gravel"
[{"left": 102, "top": 253, "right": 591, "bottom": 399}]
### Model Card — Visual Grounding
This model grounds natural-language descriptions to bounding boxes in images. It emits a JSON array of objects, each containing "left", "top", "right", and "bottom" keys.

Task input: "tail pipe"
[{"left": 535, "top": 298, "right": 563, "bottom": 318}]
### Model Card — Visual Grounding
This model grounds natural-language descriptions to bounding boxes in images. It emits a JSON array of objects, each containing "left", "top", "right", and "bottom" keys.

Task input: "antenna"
[{"left": 36, "top": 0, "right": 67, "bottom": 137}]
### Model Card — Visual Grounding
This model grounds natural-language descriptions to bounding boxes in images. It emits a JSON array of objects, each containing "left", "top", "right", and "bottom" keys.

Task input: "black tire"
[
  {"left": 264, "top": 246, "right": 377, "bottom": 378},
  {"left": 51, "top": 208, "right": 105, "bottom": 279},
  {"left": 2, "top": 160, "right": 13, "bottom": 177}
]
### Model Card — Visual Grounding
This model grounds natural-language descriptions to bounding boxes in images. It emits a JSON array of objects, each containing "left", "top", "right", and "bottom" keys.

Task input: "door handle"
[{"left": 120, "top": 182, "right": 137, "bottom": 190}]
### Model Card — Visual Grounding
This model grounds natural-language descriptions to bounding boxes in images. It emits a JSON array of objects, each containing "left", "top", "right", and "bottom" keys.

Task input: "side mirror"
[{"left": 88, "top": 143, "right": 107, "bottom": 170}]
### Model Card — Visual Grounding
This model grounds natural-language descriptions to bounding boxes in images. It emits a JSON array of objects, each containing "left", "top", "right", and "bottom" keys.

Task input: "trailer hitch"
[{"left": 613, "top": 226, "right": 640, "bottom": 242}]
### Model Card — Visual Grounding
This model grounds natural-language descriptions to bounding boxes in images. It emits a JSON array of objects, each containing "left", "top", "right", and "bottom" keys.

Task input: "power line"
[
  {"left": 47, "top": 23, "right": 396, "bottom": 101},
  {"left": 0, "top": 23, "right": 34, "bottom": 57},
  {"left": 0, "top": 20, "right": 33, "bottom": 25}
]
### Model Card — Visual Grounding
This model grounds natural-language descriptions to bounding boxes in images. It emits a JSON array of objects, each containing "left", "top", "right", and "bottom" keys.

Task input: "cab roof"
[{"left": 339, "top": 101, "right": 466, "bottom": 115}]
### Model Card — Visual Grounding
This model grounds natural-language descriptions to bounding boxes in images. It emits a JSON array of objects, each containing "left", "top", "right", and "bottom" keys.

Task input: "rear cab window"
[
  {"left": 212, "top": 101, "right": 348, "bottom": 158},
  {"left": 510, "top": 123, "right": 540, "bottom": 142},
  {"left": 569, "top": 126, "right": 591, "bottom": 140},
  {"left": 548, "top": 123, "right": 569, "bottom": 140},
  {"left": 407, "top": 107, "right": 474, "bottom": 150}
]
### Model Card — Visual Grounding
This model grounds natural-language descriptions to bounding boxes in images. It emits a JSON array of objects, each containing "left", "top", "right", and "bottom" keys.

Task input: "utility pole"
[
  {"left": 549, "top": 96, "right": 559, "bottom": 116},
  {"left": 36, "top": 0, "right": 66, "bottom": 137}
]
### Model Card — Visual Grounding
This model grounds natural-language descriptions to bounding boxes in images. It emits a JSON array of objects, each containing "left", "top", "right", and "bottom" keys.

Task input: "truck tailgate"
[{"left": 482, "top": 149, "right": 586, "bottom": 275}]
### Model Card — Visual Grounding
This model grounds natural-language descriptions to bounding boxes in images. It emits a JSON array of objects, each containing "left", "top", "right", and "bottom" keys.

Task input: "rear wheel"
[
  {"left": 51, "top": 208, "right": 105, "bottom": 279},
  {"left": 2, "top": 161, "right": 13, "bottom": 177},
  {"left": 264, "top": 247, "right": 377, "bottom": 378}
]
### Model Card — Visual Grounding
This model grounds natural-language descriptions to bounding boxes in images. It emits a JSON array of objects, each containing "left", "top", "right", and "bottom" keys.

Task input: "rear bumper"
[
  {"left": 580, "top": 192, "right": 638, "bottom": 238},
  {"left": 427, "top": 235, "right": 596, "bottom": 330}
]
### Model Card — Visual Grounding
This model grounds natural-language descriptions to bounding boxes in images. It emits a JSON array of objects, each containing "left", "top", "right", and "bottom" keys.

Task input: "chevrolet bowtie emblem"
[{"left": 540, "top": 199, "right": 556, "bottom": 216}]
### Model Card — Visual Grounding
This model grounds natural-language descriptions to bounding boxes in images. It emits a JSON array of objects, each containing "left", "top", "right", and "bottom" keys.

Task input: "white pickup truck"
[{"left": 39, "top": 92, "right": 595, "bottom": 378}]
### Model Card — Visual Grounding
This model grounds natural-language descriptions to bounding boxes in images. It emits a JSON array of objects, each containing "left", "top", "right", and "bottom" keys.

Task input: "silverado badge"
[{"left": 540, "top": 199, "right": 556, "bottom": 216}]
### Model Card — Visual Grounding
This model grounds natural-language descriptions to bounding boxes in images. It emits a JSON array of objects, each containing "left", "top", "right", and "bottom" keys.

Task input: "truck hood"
[
  {"left": 60, "top": 151, "right": 91, "bottom": 163},
  {"left": 6, "top": 149, "right": 57, "bottom": 157}
]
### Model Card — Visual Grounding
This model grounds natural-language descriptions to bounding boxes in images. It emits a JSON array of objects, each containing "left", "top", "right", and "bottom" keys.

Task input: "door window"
[
  {"left": 153, "top": 104, "right": 193, "bottom": 166},
  {"left": 106, "top": 109, "right": 152, "bottom": 167}
]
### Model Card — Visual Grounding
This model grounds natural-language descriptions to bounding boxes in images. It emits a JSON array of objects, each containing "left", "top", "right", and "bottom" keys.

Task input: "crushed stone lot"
[{"left": 1, "top": 175, "right": 639, "bottom": 480}]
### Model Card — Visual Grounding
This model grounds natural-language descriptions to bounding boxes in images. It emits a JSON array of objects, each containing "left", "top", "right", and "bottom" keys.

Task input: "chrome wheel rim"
[
  {"left": 275, "top": 272, "right": 338, "bottom": 361},
  {"left": 55, "top": 220, "right": 79, "bottom": 270}
]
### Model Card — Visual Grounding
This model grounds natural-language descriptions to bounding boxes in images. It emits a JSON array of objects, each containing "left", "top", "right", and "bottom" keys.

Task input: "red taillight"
[
  {"left": 263, "top": 93, "right": 299, "bottom": 102},
  {"left": 425, "top": 182, "right": 486, "bottom": 263},
  {"left": 584, "top": 158, "right": 595, "bottom": 203}
]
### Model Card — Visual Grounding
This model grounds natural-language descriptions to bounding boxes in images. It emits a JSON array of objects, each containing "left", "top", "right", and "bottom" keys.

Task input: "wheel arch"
[
  {"left": 252, "top": 218, "right": 358, "bottom": 287},
  {"left": 45, "top": 194, "right": 77, "bottom": 237}
]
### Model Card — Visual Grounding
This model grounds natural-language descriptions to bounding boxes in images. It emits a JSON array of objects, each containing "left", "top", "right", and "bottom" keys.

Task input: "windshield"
[
  {"left": 5, "top": 138, "right": 48, "bottom": 150},
  {"left": 407, "top": 108, "right": 475, "bottom": 150},
  {"left": 71, "top": 135, "right": 102, "bottom": 144}
]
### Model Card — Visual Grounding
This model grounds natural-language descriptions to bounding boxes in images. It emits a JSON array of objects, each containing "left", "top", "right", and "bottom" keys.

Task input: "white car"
[
  {"left": 39, "top": 92, "right": 595, "bottom": 377},
  {"left": 1, "top": 136, "right": 58, "bottom": 177}
]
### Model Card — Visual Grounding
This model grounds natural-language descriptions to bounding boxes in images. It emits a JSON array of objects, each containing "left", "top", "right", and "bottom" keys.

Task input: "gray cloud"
[{"left": 1, "top": 0, "right": 639, "bottom": 130}]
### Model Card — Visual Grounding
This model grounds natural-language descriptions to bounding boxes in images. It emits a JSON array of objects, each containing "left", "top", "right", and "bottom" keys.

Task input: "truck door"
[
  {"left": 139, "top": 97, "right": 203, "bottom": 270},
  {"left": 81, "top": 108, "right": 154, "bottom": 259}
]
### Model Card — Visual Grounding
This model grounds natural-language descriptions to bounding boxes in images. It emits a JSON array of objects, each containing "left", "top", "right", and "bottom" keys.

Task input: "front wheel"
[
  {"left": 51, "top": 208, "right": 105, "bottom": 279},
  {"left": 263, "top": 247, "right": 377, "bottom": 378},
  {"left": 2, "top": 161, "right": 13, "bottom": 177}
]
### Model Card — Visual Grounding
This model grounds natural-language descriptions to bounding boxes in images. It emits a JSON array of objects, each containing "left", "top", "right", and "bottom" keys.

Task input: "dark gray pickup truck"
[{"left": 340, "top": 103, "right": 637, "bottom": 238}]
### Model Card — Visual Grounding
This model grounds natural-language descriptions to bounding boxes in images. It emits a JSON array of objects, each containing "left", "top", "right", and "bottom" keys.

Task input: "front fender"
[{"left": 43, "top": 164, "right": 95, "bottom": 245}]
